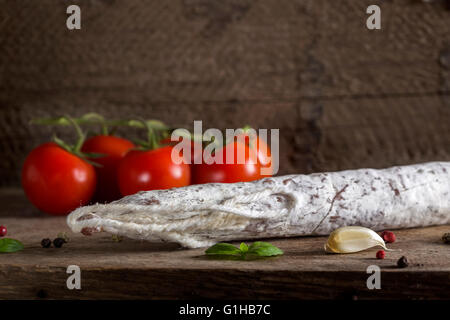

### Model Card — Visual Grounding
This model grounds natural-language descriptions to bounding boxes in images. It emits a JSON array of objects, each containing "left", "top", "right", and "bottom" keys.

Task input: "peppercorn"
[
  {"left": 53, "top": 238, "right": 66, "bottom": 248},
  {"left": 397, "top": 256, "right": 409, "bottom": 268},
  {"left": 376, "top": 250, "right": 385, "bottom": 259},
  {"left": 41, "top": 238, "right": 52, "bottom": 248},
  {"left": 442, "top": 233, "right": 450, "bottom": 244},
  {"left": 381, "top": 230, "right": 396, "bottom": 243},
  {"left": 0, "top": 225, "right": 7, "bottom": 237}
]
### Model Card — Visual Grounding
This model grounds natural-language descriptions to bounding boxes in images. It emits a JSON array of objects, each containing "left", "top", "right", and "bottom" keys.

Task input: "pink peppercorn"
[
  {"left": 0, "top": 225, "right": 7, "bottom": 237},
  {"left": 376, "top": 250, "right": 385, "bottom": 259},
  {"left": 381, "top": 230, "right": 396, "bottom": 243}
]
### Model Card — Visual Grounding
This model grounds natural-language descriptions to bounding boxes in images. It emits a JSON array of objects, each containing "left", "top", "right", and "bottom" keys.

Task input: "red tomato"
[
  {"left": 82, "top": 135, "right": 135, "bottom": 203},
  {"left": 160, "top": 136, "right": 203, "bottom": 165},
  {"left": 22, "top": 142, "right": 97, "bottom": 215},
  {"left": 117, "top": 145, "right": 191, "bottom": 196},
  {"left": 192, "top": 140, "right": 265, "bottom": 184},
  {"left": 239, "top": 133, "right": 272, "bottom": 176}
]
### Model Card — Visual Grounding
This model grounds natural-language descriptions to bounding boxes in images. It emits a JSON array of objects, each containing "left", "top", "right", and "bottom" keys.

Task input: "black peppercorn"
[
  {"left": 53, "top": 238, "right": 66, "bottom": 248},
  {"left": 397, "top": 256, "right": 409, "bottom": 268},
  {"left": 41, "top": 238, "right": 52, "bottom": 248}
]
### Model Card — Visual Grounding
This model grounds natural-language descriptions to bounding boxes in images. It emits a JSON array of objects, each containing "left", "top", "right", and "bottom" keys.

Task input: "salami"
[{"left": 67, "top": 162, "right": 450, "bottom": 248}]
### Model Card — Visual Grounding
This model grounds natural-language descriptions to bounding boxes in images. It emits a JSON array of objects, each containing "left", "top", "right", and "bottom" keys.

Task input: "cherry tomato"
[
  {"left": 239, "top": 133, "right": 272, "bottom": 176},
  {"left": 21, "top": 142, "right": 97, "bottom": 215},
  {"left": 193, "top": 140, "right": 265, "bottom": 184},
  {"left": 117, "top": 145, "right": 191, "bottom": 196},
  {"left": 82, "top": 135, "right": 135, "bottom": 203},
  {"left": 160, "top": 136, "right": 203, "bottom": 165}
]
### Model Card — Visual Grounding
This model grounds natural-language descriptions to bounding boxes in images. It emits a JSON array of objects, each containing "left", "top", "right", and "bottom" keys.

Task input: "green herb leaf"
[
  {"left": 247, "top": 241, "right": 283, "bottom": 257},
  {"left": 205, "top": 243, "right": 242, "bottom": 256},
  {"left": 0, "top": 238, "right": 24, "bottom": 253},
  {"left": 205, "top": 241, "right": 283, "bottom": 259}
]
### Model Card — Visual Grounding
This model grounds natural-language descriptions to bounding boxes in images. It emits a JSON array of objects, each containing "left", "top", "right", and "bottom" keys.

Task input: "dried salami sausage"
[{"left": 67, "top": 162, "right": 450, "bottom": 248}]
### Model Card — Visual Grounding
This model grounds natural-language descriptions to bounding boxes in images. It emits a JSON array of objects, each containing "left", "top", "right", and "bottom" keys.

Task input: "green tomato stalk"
[{"left": 32, "top": 115, "right": 103, "bottom": 166}]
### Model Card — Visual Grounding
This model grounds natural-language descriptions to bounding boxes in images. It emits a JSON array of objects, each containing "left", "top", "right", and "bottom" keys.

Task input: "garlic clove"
[{"left": 324, "top": 226, "right": 391, "bottom": 254}]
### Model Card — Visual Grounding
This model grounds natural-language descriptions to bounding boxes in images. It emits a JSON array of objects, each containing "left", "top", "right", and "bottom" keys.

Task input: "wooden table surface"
[{"left": 0, "top": 188, "right": 449, "bottom": 300}]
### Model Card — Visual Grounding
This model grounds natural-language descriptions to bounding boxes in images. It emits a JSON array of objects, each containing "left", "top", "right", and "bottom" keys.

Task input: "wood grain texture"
[
  {"left": 1, "top": 94, "right": 449, "bottom": 185},
  {"left": 0, "top": 0, "right": 449, "bottom": 186},
  {"left": 1, "top": 0, "right": 449, "bottom": 98},
  {"left": 0, "top": 189, "right": 449, "bottom": 299}
]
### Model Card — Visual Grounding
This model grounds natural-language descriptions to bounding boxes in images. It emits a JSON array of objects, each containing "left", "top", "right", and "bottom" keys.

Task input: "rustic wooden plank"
[
  {"left": 309, "top": 95, "right": 450, "bottom": 172},
  {"left": 0, "top": 0, "right": 449, "bottom": 186},
  {"left": 1, "top": 93, "right": 449, "bottom": 186},
  {"left": 0, "top": 189, "right": 449, "bottom": 299},
  {"left": 0, "top": 0, "right": 449, "bottom": 101}
]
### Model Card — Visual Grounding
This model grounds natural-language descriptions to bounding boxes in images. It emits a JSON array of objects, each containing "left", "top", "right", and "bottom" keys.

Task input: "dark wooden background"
[{"left": 0, "top": 0, "right": 449, "bottom": 187}]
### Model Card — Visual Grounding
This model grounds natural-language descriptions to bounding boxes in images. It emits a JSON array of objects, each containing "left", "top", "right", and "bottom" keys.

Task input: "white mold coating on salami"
[{"left": 67, "top": 162, "right": 450, "bottom": 248}]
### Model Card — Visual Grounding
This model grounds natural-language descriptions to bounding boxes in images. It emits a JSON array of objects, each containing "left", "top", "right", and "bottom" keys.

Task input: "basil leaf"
[
  {"left": 0, "top": 238, "right": 24, "bottom": 253},
  {"left": 248, "top": 241, "right": 283, "bottom": 257},
  {"left": 240, "top": 242, "right": 248, "bottom": 253},
  {"left": 205, "top": 243, "right": 241, "bottom": 255}
]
